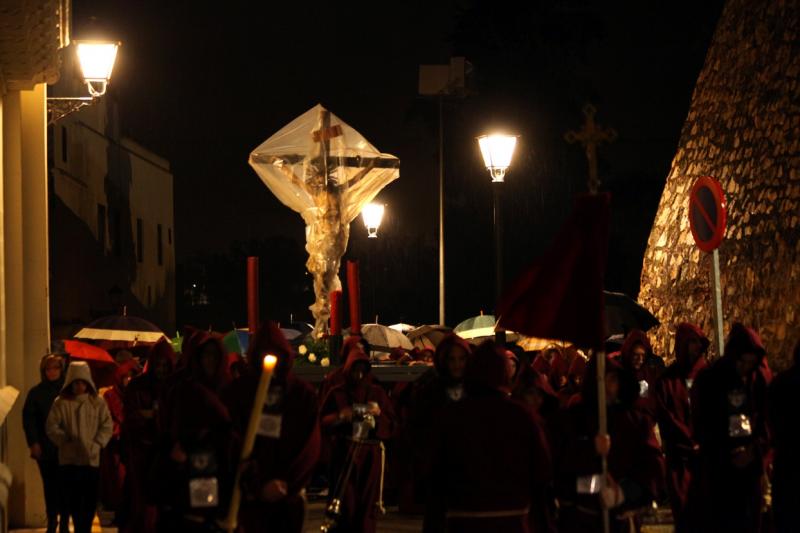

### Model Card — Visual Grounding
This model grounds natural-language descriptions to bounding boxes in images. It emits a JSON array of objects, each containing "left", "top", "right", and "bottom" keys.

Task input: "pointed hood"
[
  {"left": 581, "top": 354, "right": 639, "bottom": 408},
  {"left": 247, "top": 320, "right": 295, "bottom": 380},
  {"left": 183, "top": 330, "right": 230, "bottom": 390},
  {"left": 144, "top": 338, "right": 176, "bottom": 376},
  {"left": 724, "top": 323, "right": 766, "bottom": 361},
  {"left": 619, "top": 330, "right": 653, "bottom": 370},
  {"left": 343, "top": 337, "right": 371, "bottom": 374},
  {"left": 674, "top": 323, "right": 710, "bottom": 369},
  {"left": 465, "top": 340, "right": 510, "bottom": 394},
  {"left": 433, "top": 333, "right": 472, "bottom": 377},
  {"left": 62, "top": 361, "right": 97, "bottom": 395}
]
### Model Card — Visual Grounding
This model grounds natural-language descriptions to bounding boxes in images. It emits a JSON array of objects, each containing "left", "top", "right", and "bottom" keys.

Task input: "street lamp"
[
  {"left": 477, "top": 133, "right": 519, "bottom": 343},
  {"left": 361, "top": 203, "right": 385, "bottom": 238},
  {"left": 48, "top": 40, "right": 121, "bottom": 124}
]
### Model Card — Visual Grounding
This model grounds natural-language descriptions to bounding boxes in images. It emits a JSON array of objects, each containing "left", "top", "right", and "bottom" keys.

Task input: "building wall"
[
  {"left": 640, "top": 0, "right": 800, "bottom": 369},
  {"left": 50, "top": 98, "right": 176, "bottom": 337}
]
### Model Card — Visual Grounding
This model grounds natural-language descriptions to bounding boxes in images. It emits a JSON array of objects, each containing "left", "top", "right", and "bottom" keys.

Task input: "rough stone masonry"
[{"left": 640, "top": 0, "right": 800, "bottom": 369}]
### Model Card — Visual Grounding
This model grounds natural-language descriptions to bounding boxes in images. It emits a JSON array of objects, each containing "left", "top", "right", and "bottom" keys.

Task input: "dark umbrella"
[{"left": 603, "top": 291, "right": 659, "bottom": 337}]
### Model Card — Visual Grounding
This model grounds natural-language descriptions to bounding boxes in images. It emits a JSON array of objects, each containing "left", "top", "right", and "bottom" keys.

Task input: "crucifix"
[
  {"left": 250, "top": 105, "right": 400, "bottom": 334},
  {"left": 565, "top": 104, "right": 617, "bottom": 194}
]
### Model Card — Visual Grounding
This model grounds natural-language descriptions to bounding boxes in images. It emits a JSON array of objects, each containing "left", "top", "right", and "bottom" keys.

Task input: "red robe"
[
  {"left": 122, "top": 341, "right": 175, "bottom": 532},
  {"left": 767, "top": 345, "right": 800, "bottom": 533},
  {"left": 320, "top": 349, "right": 396, "bottom": 533},
  {"left": 554, "top": 357, "right": 664, "bottom": 533},
  {"left": 688, "top": 323, "right": 770, "bottom": 533},
  {"left": 653, "top": 323, "right": 708, "bottom": 532},
  {"left": 426, "top": 341, "right": 553, "bottom": 533}
]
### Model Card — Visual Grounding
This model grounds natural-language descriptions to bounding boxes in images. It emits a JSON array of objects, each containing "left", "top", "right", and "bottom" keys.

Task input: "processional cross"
[
  {"left": 250, "top": 106, "right": 399, "bottom": 334},
  {"left": 565, "top": 104, "right": 617, "bottom": 193}
]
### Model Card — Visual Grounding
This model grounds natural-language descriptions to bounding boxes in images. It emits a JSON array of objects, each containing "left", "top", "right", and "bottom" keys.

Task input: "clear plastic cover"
[{"left": 249, "top": 105, "right": 400, "bottom": 333}]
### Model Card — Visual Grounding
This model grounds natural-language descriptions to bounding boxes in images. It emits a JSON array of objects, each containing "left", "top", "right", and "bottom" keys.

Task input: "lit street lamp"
[
  {"left": 48, "top": 40, "right": 121, "bottom": 123},
  {"left": 477, "top": 133, "right": 519, "bottom": 343},
  {"left": 361, "top": 202, "right": 385, "bottom": 238}
]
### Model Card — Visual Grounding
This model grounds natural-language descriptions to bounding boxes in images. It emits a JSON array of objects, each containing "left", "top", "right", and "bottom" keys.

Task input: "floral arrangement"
[{"left": 296, "top": 336, "right": 331, "bottom": 367}]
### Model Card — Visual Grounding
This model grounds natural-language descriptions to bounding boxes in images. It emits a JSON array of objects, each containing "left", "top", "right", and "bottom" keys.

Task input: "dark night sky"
[{"left": 71, "top": 1, "right": 725, "bottom": 329}]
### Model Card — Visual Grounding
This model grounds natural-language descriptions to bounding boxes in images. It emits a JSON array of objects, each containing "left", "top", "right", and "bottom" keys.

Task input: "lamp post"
[
  {"left": 48, "top": 40, "right": 120, "bottom": 124},
  {"left": 477, "top": 133, "right": 518, "bottom": 344},
  {"left": 361, "top": 203, "right": 385, "bottom": 322}
]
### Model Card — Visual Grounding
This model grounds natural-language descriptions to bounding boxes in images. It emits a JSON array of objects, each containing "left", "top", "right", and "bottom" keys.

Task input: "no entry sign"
[{"left": 689, "top": 176, "right": 727, "bottom": 252}]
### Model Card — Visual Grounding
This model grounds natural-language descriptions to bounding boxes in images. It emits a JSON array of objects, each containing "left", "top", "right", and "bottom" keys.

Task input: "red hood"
[
  {"left": 581, "top": 354, "right": 639, "bottom": 408},
  {"left": 514, "top": 363, "right": 557, "bottom": 399},
  {"left": 247, "top": 320, "right": 295, "bottom": 379},
  {"left": 466, "top": 341, "right": 510, "bottom": 393},
  {"left": 724, "top": 323, "right": 766, "bottom": 361},
  {"left": 568, "top": 355, "right": 587, "bottom": 380},
  {"left": 434, "top": 334, "right": 472, "bottom": 377},
  {"left": 113, "top": 359, "right": 141, "bottom": 388},
  {"left": 183, "top": 330, "right": 231, "bottom": 390},
  {"left": 343, "top": 339, "right": 371, "bottom": 383},
  {"left": 674, "top": 323, "right": 709, "bottom": 369},
  {"left": 143, "top": 338, "right": 176, "bottom": 376},
  {"left": 620, "top": 330, "right": 652, "bottom": 369}
]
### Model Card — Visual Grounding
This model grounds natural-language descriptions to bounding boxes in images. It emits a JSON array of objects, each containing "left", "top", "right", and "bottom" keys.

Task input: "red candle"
[
  {"left": 330, "top": 290, "right": 343, "bottom": 335},
  {"left": 347, "top": 261, "right": 362, "bottom": 334}
]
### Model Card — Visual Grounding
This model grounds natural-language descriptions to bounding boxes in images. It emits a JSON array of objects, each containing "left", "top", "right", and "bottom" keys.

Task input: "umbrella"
[
  {"left": 358, "top": 323, "right": 413, "bottom": 355},
  {"left": 389, "top": 323, "right": 416, "bottom": 333},
  {"left": 517, "top": 336, "right": 572, "bottom": 352},
  {"left": 75, "top": 313, "right": 166, "bottom": 344},
  {"left": 603, "top": 291, "right": 659, "bottom": 336},
  {"left": 454, "top": 313, "right": 496, "bottom": 333},
  {"left": 406, "top": 325, "right": 452, "bottom": 350},
  {"left": 223, "top": 329, "right": 250, "bottom": 355},
  {"left": 56, "top": 339, "right": 117, "bottom": 388},
  {"left": 285, "top": 321, "right": 313, "bottom": 336},
  {"left": 458, "top": 327, "right": 520, "bottom": 345}
]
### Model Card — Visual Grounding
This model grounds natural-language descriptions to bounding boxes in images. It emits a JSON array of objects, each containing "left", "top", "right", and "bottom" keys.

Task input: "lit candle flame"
[{"left": 263, "top": 354, "right": 277, "bottom": 370}]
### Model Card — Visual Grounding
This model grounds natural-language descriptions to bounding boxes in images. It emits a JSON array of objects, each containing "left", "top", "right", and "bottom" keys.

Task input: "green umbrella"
[{"left": 454, "top": 313, "right": 496, "bottom": 333}]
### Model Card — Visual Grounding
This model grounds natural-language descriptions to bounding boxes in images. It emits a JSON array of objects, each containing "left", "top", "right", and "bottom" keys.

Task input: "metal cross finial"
[{"left": 565, "top": 104, "right": 617, "bottom": 194}]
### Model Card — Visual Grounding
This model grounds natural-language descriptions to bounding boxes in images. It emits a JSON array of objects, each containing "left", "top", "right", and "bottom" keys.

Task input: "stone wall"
[{"left": 640, "top": 0, "right": 800, "bottom": 369}]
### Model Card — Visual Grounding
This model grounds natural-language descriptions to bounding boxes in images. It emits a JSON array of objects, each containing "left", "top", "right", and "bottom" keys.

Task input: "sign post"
[{"left": 688, "top": 176, "right": 727, "bottom": 357}]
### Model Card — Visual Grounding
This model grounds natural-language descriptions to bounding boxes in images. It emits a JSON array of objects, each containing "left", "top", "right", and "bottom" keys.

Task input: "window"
[
  {"left": 109, "top": 208, "right": 121, "bottom": 257},
  {"left": 157, "top": 224, "right": 163, "bottom": 266},
  {"left": 136, "top": 218, "right": 143, "bottom": 262},
  {"left": 61, "top": 126, "right": 68, "bottom": 163},
  {"left": 97, "top": 204, "right": 107, "bottom": 250}
]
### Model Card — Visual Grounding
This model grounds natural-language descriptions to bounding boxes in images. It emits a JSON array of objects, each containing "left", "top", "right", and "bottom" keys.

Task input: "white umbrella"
[{"left": 358, "top": 323, "right": 413, "bottom": 355}]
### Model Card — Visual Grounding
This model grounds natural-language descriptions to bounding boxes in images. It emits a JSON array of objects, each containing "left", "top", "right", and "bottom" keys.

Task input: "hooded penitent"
[
  {"left": 223, "top": 320, "right": 321, "bottom": 533},
  {"left": 433, "top": 333, "right": 472, "bottom": 382},
  {"left": 687, "top": 323, "right": 770, "bottom": 533},
  {"left": 45, "top": 361, "right": 113, "bottom": 468},
  {"left": 426, "top": 340, "right": 553, "bottom": 532},
  {"left": 653, "top": 323, "right": 709, "bottom": 530}
]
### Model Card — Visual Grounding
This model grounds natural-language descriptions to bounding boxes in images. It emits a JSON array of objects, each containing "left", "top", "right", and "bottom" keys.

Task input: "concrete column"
[{"left": 0, "top": 94, "right": 7, "bottom": 390}]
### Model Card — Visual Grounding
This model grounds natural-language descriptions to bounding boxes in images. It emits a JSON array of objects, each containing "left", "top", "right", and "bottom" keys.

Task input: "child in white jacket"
[{"left": 46, "top": 361, "right": 113, "bottom": 533}]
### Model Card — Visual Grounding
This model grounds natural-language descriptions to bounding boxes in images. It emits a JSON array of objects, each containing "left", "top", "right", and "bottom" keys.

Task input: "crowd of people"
[{"left": 20, "top": 319, "right": 800, "bottom": 533}]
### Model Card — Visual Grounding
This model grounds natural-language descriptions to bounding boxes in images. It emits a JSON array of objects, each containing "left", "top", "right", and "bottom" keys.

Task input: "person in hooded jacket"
[
  {"left": 406, "top": 334, "right": 471, "bottom": 515},
  {"left": 768, "top": 338, "right": 800, "bottom": 533},
  {"left": 653, "top": 323, "right": 709, "bottom": 533},
  {"left": 23, "top": 354, "right": 69, "bottom": 533},
  {"left": 554, "top": 355, "right": 664, "bottom": 533},
  {"left": 122, "top": 339, "right": 176, "bottom": 533},
  {"left": 424, "top": 340, "right": 553, "bottom": 533},
  {"left": 45, "top": 361, "right": 114, "bottom": 533},
  {"left": 320, "top": 337, "right": 396, "bottom": 533},
  {"left": 687, "top": 323, "right": 770, "bottom": 533},
  {"left": 157, "top": 331, "right": 235, "bottom": 532},
  {"left": 222, "top": 321, "right": 320, "bottom": 533},
  {"left": 616, "top": 330, "right": 661, "bottom": 412}
]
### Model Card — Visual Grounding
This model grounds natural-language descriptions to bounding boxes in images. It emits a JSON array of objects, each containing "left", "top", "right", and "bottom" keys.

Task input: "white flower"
[
  {"left": 320, "top": 357, "right": 330, "bottom": 367},
  {"left": 308, "top": 353, "right": 317, "bottom": 363},
  {"left": 298, "top": 345, "right": 308, "bottom": 355}
]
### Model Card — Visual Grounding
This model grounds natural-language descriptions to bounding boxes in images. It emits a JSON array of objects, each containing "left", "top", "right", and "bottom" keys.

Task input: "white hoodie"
[{"left": 45, "top": 361, "right": 113, "bottom": 467}]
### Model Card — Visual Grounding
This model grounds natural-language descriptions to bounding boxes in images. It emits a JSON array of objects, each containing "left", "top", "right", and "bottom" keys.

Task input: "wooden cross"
[{"left": 565, "top": 104, "right": 617, "bottom": 194}]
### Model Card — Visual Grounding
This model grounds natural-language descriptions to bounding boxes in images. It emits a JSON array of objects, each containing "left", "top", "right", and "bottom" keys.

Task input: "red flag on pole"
[{"left": 497, "top": 193, "right": 610, "bottom": 350}]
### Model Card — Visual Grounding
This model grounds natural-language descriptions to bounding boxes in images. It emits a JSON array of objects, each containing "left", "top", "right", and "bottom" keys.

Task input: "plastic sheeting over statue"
[{"left": 249, "top": 105, "right": 400, "bottom": 334}]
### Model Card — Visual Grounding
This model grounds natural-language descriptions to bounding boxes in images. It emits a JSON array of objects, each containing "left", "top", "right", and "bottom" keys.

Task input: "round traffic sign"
[{"left": 689, "top": 176, "right": 727, "bottom": 252}]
